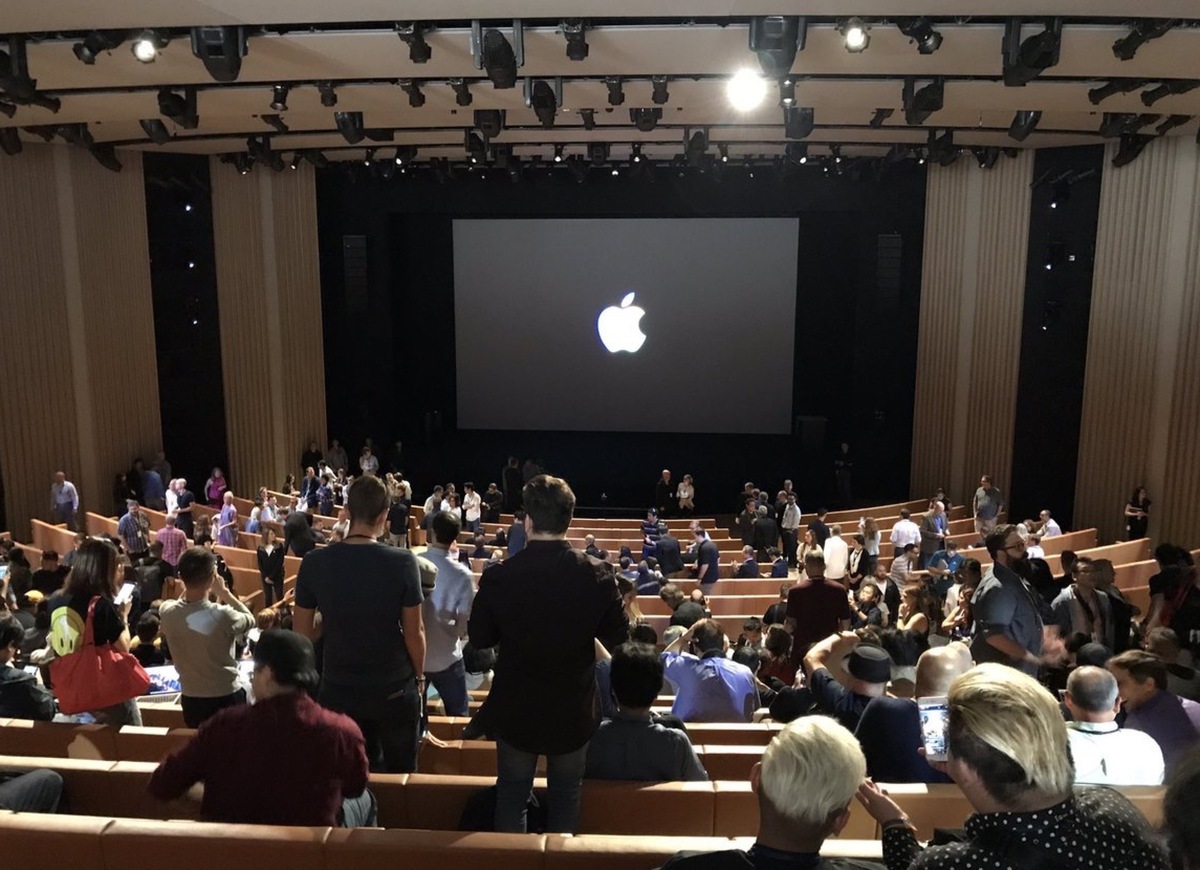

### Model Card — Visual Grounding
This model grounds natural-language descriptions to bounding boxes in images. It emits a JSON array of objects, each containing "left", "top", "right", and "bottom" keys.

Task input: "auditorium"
[{"left": 0, "top": 5, "right": 1198, "bottom": 870}]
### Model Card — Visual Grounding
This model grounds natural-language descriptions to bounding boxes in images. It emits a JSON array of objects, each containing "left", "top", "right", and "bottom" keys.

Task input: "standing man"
[
  {"left": 49, "top": 472, "right": 79, "bottom": 530},
  {"left": 752, "top": 505, "right": 779, "bottom": 564},
  {"left": 779, "top": 493, "right": 801, "bottom": 569},
  {"left": 462, "top": 482, "right": 482, "bottom": 533},
  {"left": 918, "top": 501, "right": 948, "bottom": 569},
  {"left": 1051, "top": 557, "right": 1115, "bottom": 650},
  {"left": 970, "top": 524, "right": 1062, "bottom": 675},
  {"left": 301, "top": 440, "right": 323, "bottom": 474},
  {"left": 327, "top": 439, "right": 349, "bottom": 475},
  {"left": 174, "top": 478, "right": 196, "bottom": 538},
  {"left": 118, "top": 500, "right": 151, "bottom": 562},
  {"left": 468, "top": 474, "right": 627, "bottom": 834},
  {"left": 694, "top": 525, "right": 721, "bottom": 591},
  {"left": 823, "top": 524, "right": 850, "bottom": 584},
  {"left": 785, "top": 551, "right": 852, "bottom": 667},
  {"left": 294, "top": 475, "right": 426, "bottom": 773},
  {"left": 501, "top": 456, "right": 523, "bottom": 513},
  {"left": 155, "top": 514, "right": 189, "bottom": 568},
  {"left": 655, "top": 469, "right": 674, "bottom": 519},
  {"left": 420, "top": 511, "right": 476, "bottom": 717},
  {"left": 888, "top": 508, "right": 921, "bottom": 557},
  {"left": 808, "top": 509, "right": 831, "bottom": 549},
  {"left": 158, "top": 547, "right": 256, "bottom": 727},
  {"left": 654, "top": 522, "right": 685, "bottom": 577},
  {"left": 972, "top": 474, "right": 1004, "bottom": 543}
]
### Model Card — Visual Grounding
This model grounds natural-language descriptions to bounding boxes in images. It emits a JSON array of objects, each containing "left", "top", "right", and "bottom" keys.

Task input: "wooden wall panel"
[
  {"left": 0, "top": 147, "right": 81, "bottom": 534},
  {"left": 911, "top": 152, "right": 1033, "bottom": 508},
  {"left": 1075, "top": 139, "right": 1194, "bottom": 544}
]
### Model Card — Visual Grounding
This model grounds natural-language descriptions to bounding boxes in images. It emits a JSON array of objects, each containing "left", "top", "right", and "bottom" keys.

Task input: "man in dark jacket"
[
  {"left": 655, "top": 522, "right": 685, "bottom": 576},
  {"left": 468, "top": 474, "right": 627, "bottom": 834},
  {"left": 0, "top": 614, "right": 56, "bottom": 720},
  {"left": 752, "top": 506, "right": 780, "bottom": 564}
]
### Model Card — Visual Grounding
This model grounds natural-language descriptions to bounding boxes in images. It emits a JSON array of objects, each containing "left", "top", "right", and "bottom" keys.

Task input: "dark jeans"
[
  {"left": 781, "top": 530, "right": 798, "bottom": 566},
  {"left": 262, "top": 579, "right": 285, "bottom": 607},
  {"left": 181, "top": 688, "right": 247, "bottom": 728},
  {"left": 320, "top": 680, "right": 421, "bottom": 773},
  {"left": 494, "top": 737, "right": 589, "bottom": 834},
  {"left": 53, "top": 505, "right": 76, "bottom": 531},
  {"left": 0, "top": 769, "right": 63, "bottom": 813},
  {"left": 426, "top": 659, "right": 469, "bottom": 717},
  {"left": 339, "top": 788, "right": 378, "bottom": 827}
]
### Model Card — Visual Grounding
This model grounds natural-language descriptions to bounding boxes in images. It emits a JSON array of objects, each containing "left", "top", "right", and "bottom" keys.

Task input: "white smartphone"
[
  {"left": 918, "top": 695, "right": 950, "bottom": 762},
  {"left": 113, "top": 581, "right": 137, "bottom": 606}
]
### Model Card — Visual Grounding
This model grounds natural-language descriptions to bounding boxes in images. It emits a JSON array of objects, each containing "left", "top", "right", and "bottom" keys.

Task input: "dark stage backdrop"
[{"left": 315, "top": 162, "right": 927, "bottom": 513}]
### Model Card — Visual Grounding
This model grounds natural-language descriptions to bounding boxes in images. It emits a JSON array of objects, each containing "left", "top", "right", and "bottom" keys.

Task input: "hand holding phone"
[
  {"left": 113, "top": 581, "right": 137, "bottom": 607},
  {"left": 918, "top": 695, "right": 950, "bottom": 762}
]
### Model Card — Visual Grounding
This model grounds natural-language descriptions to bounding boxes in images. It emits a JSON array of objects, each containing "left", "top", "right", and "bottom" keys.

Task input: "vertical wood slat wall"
[
  {"left": 0, "top": 144, "right": 161, "bottom": 534},
  {"left": 1077, "top": 139, "right": 1200, "bottom": 545},
  {"left": 210, "top": 159, "right": 326, "bottom": 497},
  {"left": 910, "top": 151, "right": 1034, "bottom": 508}
]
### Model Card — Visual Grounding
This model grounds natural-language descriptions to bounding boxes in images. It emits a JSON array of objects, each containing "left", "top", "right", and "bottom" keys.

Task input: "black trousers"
[
  {"left": 181, "top": 688, "right": 247, "bottom": 728},
  {"left": 320, "top": 680, "right": 422, "bottom": 773}
]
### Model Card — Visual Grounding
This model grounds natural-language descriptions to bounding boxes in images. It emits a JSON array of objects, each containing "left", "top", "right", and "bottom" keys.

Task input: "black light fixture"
[
  {"left": 334, "top": 110, "right": 365, "bottom": 144},
  {"left": 0, "top": 100, "right": 15, "bottom": 118},
  {"left": 749, "top": 16, "right": 806, "bottom": 77},
  {"left": 1155, "top": 114, "right": 1190, "bottom": 135},
  {"left": 157, "top": 86, "right": 199, "bottom": 129},
  {"left": 362, "top": 147, "right": 376, "bottom": 166},
  {"left": 530, "top": 80, "right": 557, "bottom": 127},
  {"left": 605, "top": 77, "right": 624, "bottom": 106},
  {"left": 783, "top": 105, "right": 814, "bottom": 139},
  {"left": 0, "top": 126, "right": 22, "bottom": 155},
  {"left": 717, "top": 143, "right": 729, "bottom": 163},
  {"left": 1099, "top": 112, "right": 1139, "bottom": 138},
  {"left": 553, "top": 144, "right": 565, "bottom": 163},
  {"left": 394, "top": 145, "right": 418, "bottom": 165},
  {"left": 481, "top": 29, "right": 518, "bottom": 89},
  {"left": 270, "top": 85, "right": 289, "bottom": 112},
  {"left": 139, "top": 118, "right": 171, "bottom": 144},
  {"left": 0, "top": 42, "right": 62, "bottom": 113},
  {"left": 1049, "top": 178, "right": 1069, "bottom": 209},
  {"left": 23, "top": 125, "right": 55, "bottom": 142},
  {"left": 465, "top": 130, "right": 487, "bottom": 163},
  {"left": 1008, "top": 109, "right": 1042, "bottom": 141},
  {"left": 903, "top": 78, "right": 944, "bottom": 125},
  {"left": 262, "top": 113, "right": 289, "bottom": 133},
  {"left": 302, "top": 149, "right": 328, "bottom": 169},
  {"left": 399, "top": 79, "right": 425, "bottom": 107},
  {"left": 1113, "top": 19, "right": 1177, "bottom": 61},
  {"left": 318, "top": 81, "right": 337, "bottom": 107},
  {"left": 927, "top": 129, "right": 958, "bottom": 166},
  {"left": 630, "top": 107, "right": 661, "bottom": 132},
  {"left": 840, "top": 19, "right": 870, "bottom": 53},
  {"left": 1113, "top": 133, "right": 1153, "bottom": 167},
  {"left": 897, "top": 18, "right": 943, "bottom": 55},
  {"left": 395, "top": 22, "right": 432, "bottom": 63},
  {"left": 474, "top": 109, "right": 504, "bottom": 140},
  {"left": 89, "top": 143, "right": 122, "bottom": 173},
  {"left": 779, "top": 79, "right": 796, "bottom": 106},
  {"left": 869, "top": 108, "right": 893, "bottom": 128},
  {"left": 131, "top": 30, "right": 169, "bottom": 63},
  {"left": 786, "top": 142, "right": 808, "bottom": 165},
  {"left": 580, "top": 108, "right": 596, "bottom": 130},
  {"left": 289, "top": 152, "right": 302, "bottom": 170},
  {"left": 587, "top": 142, "right": 609, "bottom": 167},
  {"left": 450, "top": 78, "right": 472, "bottom": 106},
  {"left": 561, "top": 19, "right": 589, "bottom": 61},
  {"left": 651, "top": 76, "right": 670, "bottom": 105},
  {"left": 1142, "top": 80, "right": 1200, "bottom": 106},
  {"left": 971, "top": 146, "right": 1000, "bottom": 169},
  {"left": 72, "top": 30, "right": 125, "bottom": 64},
  {"left": 1088, "top": 79, "right": 1147, "bottom": 105},
  {"left": 631, "top": 143, "right": 644, "bottom": 163},
  {"left": 1002, "top": 18, "right": 1062, "bottom": 87},
  {"left": 190, "top": 26, "right": 248, "bottom": 83}
]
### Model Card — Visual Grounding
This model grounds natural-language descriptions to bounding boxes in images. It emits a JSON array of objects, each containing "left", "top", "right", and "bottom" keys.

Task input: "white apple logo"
[{"left": 597, "top": 292, "right": 647, "bottom": 353}]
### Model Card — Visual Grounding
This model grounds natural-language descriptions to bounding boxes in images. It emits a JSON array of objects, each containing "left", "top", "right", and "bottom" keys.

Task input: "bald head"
[
  {"left": 1065, "top": 666, "right": 1120, "bottom": 723},
  {"left": 914, "top": 645, "right": 971, "bottom": 699}
]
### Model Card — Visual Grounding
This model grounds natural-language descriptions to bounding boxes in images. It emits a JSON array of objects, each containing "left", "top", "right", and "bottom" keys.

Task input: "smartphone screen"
[
  {"left": 918, "top": 695, "right": 950, "bottom": 762},
  {"left": 113, "top": 582, "right": 137, "bottom": 606}
]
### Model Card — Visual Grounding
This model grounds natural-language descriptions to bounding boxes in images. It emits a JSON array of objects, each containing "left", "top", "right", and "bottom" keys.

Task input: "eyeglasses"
[{"left": 1003, "top": 541, "right": 1026, "bottom": 553}]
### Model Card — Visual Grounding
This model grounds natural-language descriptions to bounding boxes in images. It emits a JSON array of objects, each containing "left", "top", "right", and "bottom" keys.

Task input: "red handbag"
[{"left": 51, "top": 596, "right": 151, "bottom": 715}]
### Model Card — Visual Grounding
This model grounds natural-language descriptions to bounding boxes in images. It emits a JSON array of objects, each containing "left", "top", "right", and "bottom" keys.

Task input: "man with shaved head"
[
  {"left": 852, "top": 643, "right": 973, "bottom": 782},
  {"left": 1065, "top": 665, "right": 1164, "bottom": 785}
]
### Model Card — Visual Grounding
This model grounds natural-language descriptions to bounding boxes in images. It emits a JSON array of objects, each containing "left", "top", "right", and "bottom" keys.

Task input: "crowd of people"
[{"left": 1, "top": 447, "right": 1198, "bottom": 870}]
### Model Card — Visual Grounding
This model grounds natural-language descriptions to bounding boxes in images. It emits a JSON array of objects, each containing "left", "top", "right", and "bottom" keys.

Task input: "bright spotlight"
[
  {"left": 727, "top": 69, "right": 767, "bottom": 111},
  {"left": 841, "top": 19, "right": 870, "bottom": 52}
]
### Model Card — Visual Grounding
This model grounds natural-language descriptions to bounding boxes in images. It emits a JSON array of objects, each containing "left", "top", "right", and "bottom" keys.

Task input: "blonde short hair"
[
  {"left": 760, "top": 717, "right": 865, "bottom": 828},
  {"left": 948, "top": 664, "right": 1073, "bottom": 805}
]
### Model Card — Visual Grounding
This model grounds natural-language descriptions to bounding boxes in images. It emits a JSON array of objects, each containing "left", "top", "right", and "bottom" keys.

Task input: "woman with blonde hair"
[
  {"left": 616, "top": 575, "right": 643, "bottom": 627},
  {"left": 858, "top": 516, "right": 880, "bottom": 577},
  {"left": 796, "top": 529, "right": 822, "bottom": 579},
  {"left": 675, "top": 474, "right": 695, "bottom": 517}
]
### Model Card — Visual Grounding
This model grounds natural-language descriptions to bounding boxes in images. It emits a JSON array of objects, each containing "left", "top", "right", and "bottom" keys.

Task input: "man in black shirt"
[
  {"left": 661, "top": 716, "right": 882, "bottom": 870},
  {"left": 695, "top": 527, "right": 721, "bottom": 590},
  {"left": 655, "top": 469, "right": 674, "bottom": 518},
  {"left": 468, "top": 474, "right": 627, "bottom": 834},
  {"left": 763, "top": 583, "right": 790, "bottom": 626},
  {"left": 808, "top": 509, "right": 831, "bottom": 549},
  {"left": 752, "top": 507, "right": 780, "bottom": 564},
  {"left": 30, "top": 551, "right": 68, "bottom": 597},
  {"left": 482, "top": 483, "right": 504, "bottom": 523},
  {"left": 655, "top": 522, "right": 685, "bottom": 576},
  {"left": 387, "top": 495, "right": 411, "bottom": 548},
  {"left": 300, "top": 441, "right": 323, "bottom": 475}
]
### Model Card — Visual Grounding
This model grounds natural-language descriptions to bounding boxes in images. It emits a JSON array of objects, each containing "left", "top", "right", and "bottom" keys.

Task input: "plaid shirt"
[
  {"left": 118, "top": 511, "right": 150, "bottom": 554},
  {"left": 156, "top": 526, "right": 189, "bottom": 567}
]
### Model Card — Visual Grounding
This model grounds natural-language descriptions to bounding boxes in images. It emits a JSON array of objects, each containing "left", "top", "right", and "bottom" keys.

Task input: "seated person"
[
  {"left": 759, "top": 625, "right": 796, "bottom": 687},
  {"left": 0, "top": 612, "right": 56, "bottom": 720},
  {"left": 636, "top": 558, "right": 663, "bottom": 595},
  {"left": 768, "top": 548, "right": 789, "bottom": 579},
  {"left": 926, "top": 540, "right": 963, "bottom": 597},
  {"left": 470, "top": 533, "right": 489, "bottom": 560},
  {"left": 763, "top": 583, "right": 789, "bottom": 626},
  {"left": 858, "top": 663, "right": 1168, "bottom": 870},
  {"left": 0, "top": 769, "right": 63, "bottom": 814},
  {"left": 1146, "top": 628, "right": 1200, "bottom": 702},
  {"left": 854, "top": 644, "right": 969, "bottom": 783},
  {"left": 585, "top": 642, "right": 707, "bottom": 782},
  {"left": 583, "top": 534, "right": 606, "bottom": 561},
  {"left": 662, "top": 619, "right": 757, "bottom": 723},
  {"left": 1064, "top": 665, "right": 1164, "bottom": 786},
  {"left": 132, "top": 611, "right": 167, "bottom": 667},
  {"left": 851, "top": 584, "right": 884, "bottom": 629},
  {"left": 771, "top": 633, "right": 890, "bottom": 731},
  {"left": 1164, "top": 747, "right": 1200, "bottom": 870},
  {"left": 661, "top": 717, "right": 883, "bottom": 870},
  {"left": 148, "top": 629, "right": 376, "bottom": 827},
  {"left": 739, "top": 617, "right": 763, "bottom": 650},
  {"left": 735, "top": 546, "right": 760, "bottom": 579},
  {"left": 1108, "top": 649, "right": 1200, "bottom": 771},
  {"left": 661, "top": 583, "right": 706, "bottom": 629},
  {"left": 617, "top": 556, "right": 639, "bottom": 582}
]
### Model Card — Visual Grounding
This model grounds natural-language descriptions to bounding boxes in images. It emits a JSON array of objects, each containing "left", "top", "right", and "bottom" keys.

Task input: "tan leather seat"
[
  {"left": 100, "top": 817, "right": 331, "bottom": 870},
  {"left": 578, "top": 780, "right": 715, "bottom": 836},
  {"left": 544, "top": 833, "right": 742, "bottom": 870},
  {"left": 112, "top": 726, "right": 193, "bottom": 763},
  {"left": 1, "top": 720, "right": 119, "bottom": 761},
  {"left": 0, "top": 809, "right": 110, "bottom": 866},
  {"left": 326, "top": 828, "right": 546, "bottom": 870}
]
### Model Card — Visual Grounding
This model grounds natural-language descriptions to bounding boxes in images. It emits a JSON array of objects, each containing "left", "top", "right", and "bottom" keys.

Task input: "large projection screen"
[{"left": 453, "top": 218, "right": 799, "bottom": 433}]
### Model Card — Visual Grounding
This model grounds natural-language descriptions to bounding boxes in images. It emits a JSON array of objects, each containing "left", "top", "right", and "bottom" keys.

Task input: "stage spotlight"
[
  {"left": 580, "top": 108, "right": 596, "bottom": 130},
  {"left": 318, "top": 82, "right": 337, "bottom": 107},
  {"left": 927, "top": 129, "right": 958, "bottom": 166},
  {"left": 270, "top": 85, "right": 289, "bottom": 112},
  {"left": 869, "top": 108, "right": 893, "bottom": 128},
  {"left": 530, "top": 80, "right": 557, "bottom": 127},
  {"left": 0, "top": 101, "right": 15, "bottom": 118},
  {"left": 73, "top": 31, "right": 124, "bottom": 64},
  {"left": 605, "top": 77, "right": 625, "bottom": 106},
  {"left": 1142, "top": 80, "right": 1200, "bottom": 106},
  {"left": 262, "top": 113, "right": 289, "bottom": 133},
  {"left": 1049, "top": 178, "right": 1069, "bottom": 209},
  {"left": 89, "top": 144, "right": 122, "bottom": 173},
  {"left": 1156, "top": 114, "right": 1190, "bottom": 135},
  {"left": 362, "top": 147, "right": 376, "bottom": 166},
  {"left": 783, "top": 105, "right": 814, "bottom": 139},
  {"left": 972, "top": 146, "right": 999, "bottom": 169},
  {"left": 399, "top": 79, "right": 425, "bottom": 107},
  {"left": 785, "top": 142, "right": 808, "bottom": 165},
  {"left": 749, "top": 16, "right": 806, "bottom": 77},
  {"left": 1002, "top": 18, "right": 1061, "bottom": 87},
  {"left": 157, "top": 87, "right": 199, "bottom": 129},
  {"left": 450, "top": 78, "right": 472, "bottom": 106},
  {"left": 779, "top": 79, "right": 796, "bottom": 106},
  {"left": 717, "top": 143, "right": 729, "bottom": 163},
  {"left": 587, "top": 142, "right": 609, "bottom": 167},
  {"left": 394, "top": 145, "right": 417, "bottom": 165},
  {"left": 561, "top": 19, "right": 589, "bottom": 61},
  {"left": 631, "top": 143, "right": 644, "bottom": 163},
  {"left": 0, "top": 43, "right": 62, "bottom": 113},
  {"left": 190, "top": 26, "right": 248, "bottom": 83},
  {"left": 482, "top": 29, "right": 518, "bottom": 89},
  {"left": 474, "top": 109, "right": 505, "bottom": 139},
  {"left": 903, "top": 78, "right": 944, "bottom": 125},
  {"left": 630, "top": 107, "right": 661, "bottom": 132},
  {"left": 302, "top": 150, "right": 328, "bottom": 169},
  {"left": 1008, "top": 109, "right": 1042, "bottom": 141},
  {"left": 897, "top": 18, "right": 943, "bottom": 55},
  {"left": 1088, "top": 79, "right": 1147, "bottom": 105},
  {"left": 140, "top": 118, "right": 171, "bottom": 144},
  {"left": 395, "top": 22, "right": 432, "bottom": 63},
  {"left": 727, "top": 69, "right": 767, "bottom": 111},
  {"left": 553, "top": 144, "right": 565, "bottom": 163},
  {"left": 334, "top": 111, "right": 365, "bottom": 144},
  {"left": 289, "top": 153, "right": 301, "bottom": 170},
  {"left": 131, "top": 30, "right": 168, "bottom": 63},
  {"left": 840, "top": 19, "right": 870, "bottom": 53},
  {"left": 652, "top": 76, "right": 670, "bottom": 105},
  {"left": 1113, "top": 19, "right": 1177, "bottom": 61},
  {"left": 0, "top": 127, "right": 22, "bottom": 155},
  {"left": 1098, "top": 113, "right": 1158, "bottom": 137},
  {"left": 465, "top": 131, "right": 487, "bottom": 163}
]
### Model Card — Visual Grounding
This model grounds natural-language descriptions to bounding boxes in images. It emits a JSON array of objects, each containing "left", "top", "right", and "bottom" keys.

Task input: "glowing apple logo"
[{"left": 597, "top": 292, "right": 647, "bottom": 353}]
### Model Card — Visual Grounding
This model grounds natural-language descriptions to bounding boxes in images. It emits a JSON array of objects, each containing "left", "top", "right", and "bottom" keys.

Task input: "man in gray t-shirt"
[{"left": 972, "top": 475, "right": 1004, "bottom": 541}]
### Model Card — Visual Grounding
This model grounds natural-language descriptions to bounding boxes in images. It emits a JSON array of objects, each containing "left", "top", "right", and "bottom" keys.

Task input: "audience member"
[
  {"left": 661, "top": 619, "right": 757, "bottom": 723},
  {"left": 0, "top": 613, "right": 56, "bottom": 720},
  {"left": 132, "top": 612, "right": 166, "bottom": 668},
  {"left": 0, "top": 768, "right": 63, "bottom": 814},
  {"left": 1163, "top": 747, "right": 1200, "bottom": 870},
  {"left": 205, "top": 467, "right": 228, "bottom": 508},
  {"left": 1146, "top": 627, "right": 1200, "bottom": 701},
  {"left": 888, "top": 509, "right": 920, "bottom": 557},
  {"left": 926, "top": 540, "right": 963, "bottom": 596},
  {"left": 1063, "top": 665, "right": 1164, "bottom": 786},
  {"left": 655, "top": 522, "right": 685, "bottom": 576},
  {"left": 918, "top": 501, "right": 948, "bottom": 568},
  {"left": 852, "top": 584, "right": 884, "bottom": 629},
  {"left": 735, "top": 546, "right": 760, "bottom": 579},
  {"left": 283, "top": 507, "right": 317, "bottom": 558},
  {"left": 785, "top": 551, "right": 852, "bottom": 665},
  {"left": 762, "top": 583, "right": 789, "bottom": 626},
  {"left": 118, "top": 499, "right": 151, "bottom": 561},
  {"left": 786, "top": 632, "right": 889, "bottom": 731},
  {"left": 1108, "top": 649, "right": 1200, "bottom": 771},
  {"left": 30, "top": 550, "right": 67, "bottom": 596},
  {"left": 823, "top": 525, "right": 849, "bottom": 583},
  {"left": 421, "top": 511, "right": 476, "bottom": 717},
  {"left": 661, "top": 584, "right": 704, "bottom": 629},
  {"left": 778, "top": 493, "right": 801, "bottom": 568},
  {"left": 506, "top": 509, "right": 527, "bottom": 556},
  {"left": 157, "top": 513, "right": 189, "bottom": 568},
  {"left": 1051, "top": 556, "right": 1114, "bottom": 650},
  {"left": 1039, "top": 509, "right": 1062, "bottom": 537},
  {"left": 971, "top": 474, "right": 1004, "bottom": 542},
  {"left": 808, "top": 509, "right": 830, "bottom": 549},
  {"left": 174, "top": 479, "right": 196, "bottom": 538},
  {"left": 49, "top": 471, "right": 80, "bottom": 530},
  {"left": 256, "top": 528, "right": 286, "bottom": 607},
  {"left": 753, "top": 506, "right": 780, "bottom": 563},
  {"left": 694, "top": 525, "right": 721, "bottom": 590},
  {"left": 1093, "top": 557, "right": 1139, "bottom": 654},
  {"left": 217, "top": 491, "right": 239, "bottom": 547}
]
